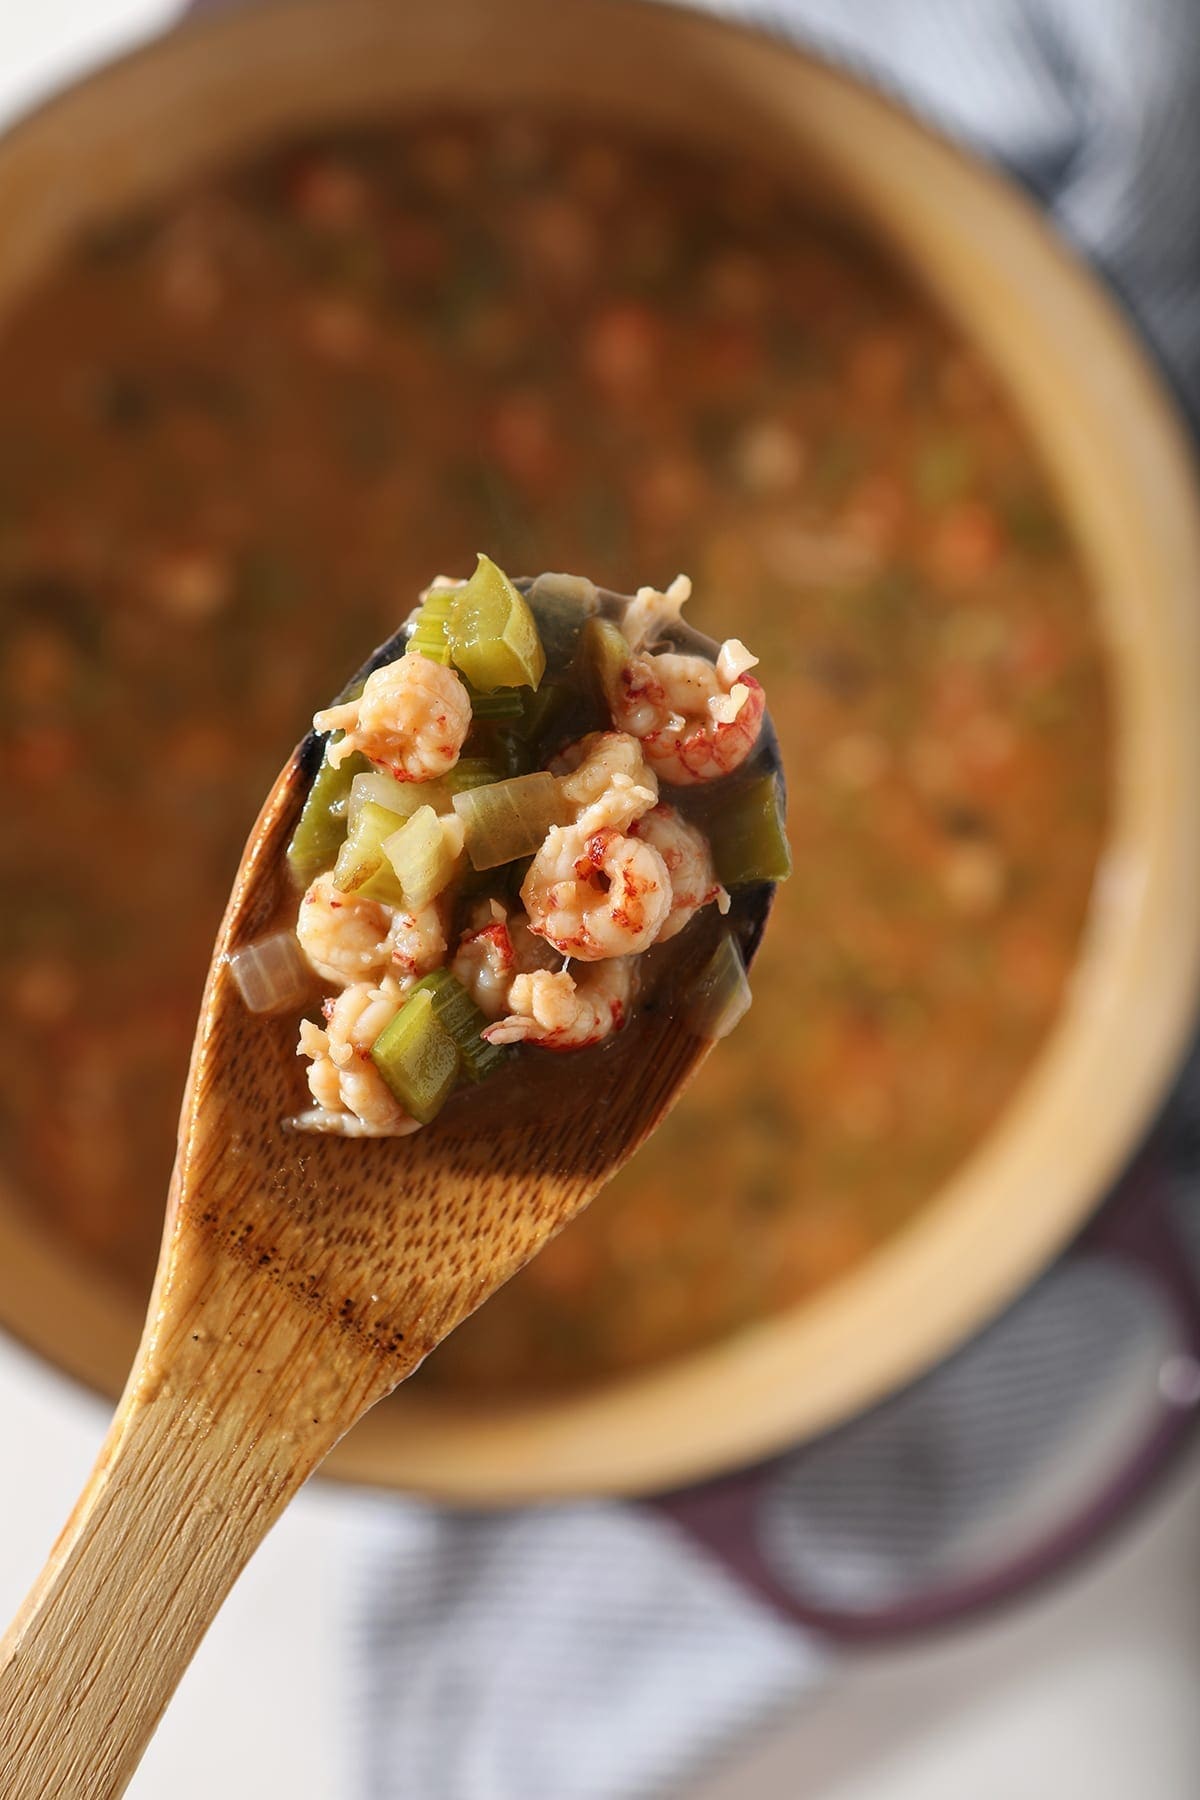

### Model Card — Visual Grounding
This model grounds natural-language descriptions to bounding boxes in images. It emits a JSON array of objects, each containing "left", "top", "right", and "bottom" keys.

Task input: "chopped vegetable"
[
  {"left": 382, "top": 805, "right": 465, "bottom": 910},
  {"left": 286, "top": 745, "right": 368, "bottom": 885},
  {"left": 405, "top": 584, "right": 456, "bottom": 664},
  {"left": 452, "top": 771, "right": 572, "bottom": 871},
  {"left": 527, "top": 571, "right": 597, "bottom": 671},
  {"left": 702, "top": 773, "right": 792, "bottom": 887},
  {"left": 370, "top": 987, "right": 460, "bottom": 1123},
  {"left": 441, "top": 757, "right": 501, "bottom": 795},
  {"left": 282, "top": 561, "right": 783, "bottom": 1145},
  {"left": 463, "top": 684, "right": 526, "bottom": 721},
  {"left": 580, "top": 614, "right": 629, "bottom": 715},
  {"left": 333, "top": 798, "right": 409, "bottom": 904},
  {"left": 349, "top": 762, "right": 497, "bottom": 833},
  {"left": 409, "top": 969, "right": 510, "bottom": 1081},
  {"left": 688, "top": 933, "right": 753, "bottom": 1040},
  {"left": 348, "top": 768, "right": 437, "bottom": 832},
  {"left": 447, "top": 553, "right": 546, "bottom": 691},
  {"left": 227, "top": 931, "right": 311, "bottom": 1014},
  {"left": 513, "top": 678, "right": 575, "bottom": 752}
]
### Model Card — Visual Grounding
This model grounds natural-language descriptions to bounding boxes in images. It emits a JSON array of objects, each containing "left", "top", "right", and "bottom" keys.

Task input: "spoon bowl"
[{"left": 0, "top": 589, "right": 779, "bottom": 1800}]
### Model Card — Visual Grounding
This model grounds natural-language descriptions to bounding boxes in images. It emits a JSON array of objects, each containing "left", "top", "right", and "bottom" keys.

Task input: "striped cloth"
[{"left": 352, "top": 5, "right": 1200, "bottom": 1796}]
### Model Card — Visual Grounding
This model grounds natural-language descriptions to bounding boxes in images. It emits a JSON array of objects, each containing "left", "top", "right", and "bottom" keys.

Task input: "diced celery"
[
  {"left": 452, "top": 772, "right": 571, "bottom": 871},
  {"left": 409, "top": 970, "right": 510, "bottom": 1082},
  {"left": 333, "top": 799, "right": 409, "bottom": 905},
  {"left": 370, "top": 988, "right": 460, "bottom": 1124},
  {"left": 406, "top": 585, "right": 456, "bottom": 665},
  {"left": 347, "top": 763, "right": 498, "bottom": 845},
  {"left": 382, "top": 806, "right": 465, "bottom": 911},
  {"left": 441, "top": 757, "right": 501, "bottom": 795},
  {"left": 515, "top": 678, "right": 575, "bottom": 750},
  {"left": 286, "top": 745, "right": 369, "bottom": 886},
  {"left": 703, "top": 773, "right": 792, "bottom": 887},
  {"left": 348, "top": 769, "right": 436, "bottom": 832},
  {"left": 448, "top": 554, "right": 546, "bottom": 692},
  {"left": 464, "top": 684, "right": 526, "bottom": 721},
  {"left": 688, "top": 933, "right": 753, "bottom": 1041},
  {"left": 580, "top": 614, "right": 629, "bottom": 719}
]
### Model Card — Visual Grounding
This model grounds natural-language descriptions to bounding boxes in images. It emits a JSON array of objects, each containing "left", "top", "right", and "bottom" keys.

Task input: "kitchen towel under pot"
[{"left": 351, "top": 3, "right": 1200, "bottom": 1796}]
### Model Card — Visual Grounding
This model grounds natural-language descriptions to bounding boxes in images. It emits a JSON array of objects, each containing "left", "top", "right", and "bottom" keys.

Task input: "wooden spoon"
[{"left": 0, "top": 601, "right": 779, "bottom": 1800}]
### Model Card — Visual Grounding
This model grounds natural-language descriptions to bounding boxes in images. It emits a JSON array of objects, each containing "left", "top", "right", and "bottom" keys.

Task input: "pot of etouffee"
[{"left": 0, "top": 0, "right": 1197, "bottom": 1499}]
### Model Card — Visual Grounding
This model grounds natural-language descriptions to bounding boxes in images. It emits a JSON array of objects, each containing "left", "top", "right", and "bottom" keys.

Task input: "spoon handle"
[{"left": 0, "top": 1251, "right": 372, "bottom": 1800}]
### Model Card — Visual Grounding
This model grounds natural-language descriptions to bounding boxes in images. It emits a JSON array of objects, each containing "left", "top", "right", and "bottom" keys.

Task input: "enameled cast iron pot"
[{"left": 0, "top": 0, "right": 1198, "bottom": 1506}]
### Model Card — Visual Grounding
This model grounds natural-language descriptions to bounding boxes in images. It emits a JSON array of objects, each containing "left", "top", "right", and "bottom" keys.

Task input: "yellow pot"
[{"left": 0, "top": 0, "right": 1197, "bottom": 1501}]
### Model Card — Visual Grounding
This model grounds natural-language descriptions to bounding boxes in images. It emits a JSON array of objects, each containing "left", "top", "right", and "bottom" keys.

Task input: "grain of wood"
[{"left": 0, "top": 622, "right": 776, "bottom": 1797}]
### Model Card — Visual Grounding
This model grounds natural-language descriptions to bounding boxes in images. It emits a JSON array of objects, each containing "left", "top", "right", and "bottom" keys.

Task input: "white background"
[{"left": 0, "top": 5, "right": 1197, "bottom": 1797}]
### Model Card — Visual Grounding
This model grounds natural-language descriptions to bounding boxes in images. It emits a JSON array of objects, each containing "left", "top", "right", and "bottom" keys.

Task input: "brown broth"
[{"left": 0, "top": 114, "right": 1109, "bottom": 1391}]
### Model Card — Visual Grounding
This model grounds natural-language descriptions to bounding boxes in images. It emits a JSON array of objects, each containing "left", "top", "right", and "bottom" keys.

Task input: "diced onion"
[
  {"left": 527, "top": 571, "right": 597, "bottom": 672},
  {"left": 382, "top": 806, "right": 465, "bottom": 911},
  {"left": 529, "top": 570, "right": 598, "bottom": 615},
  {"left": 228, "top": 932, "right": 311, "bottom": 1015},
  {"left": 687, "top": 933, "right": 753, "bottom": 1041},
  {"left": 348, "top": 766, "right": 493, "bottom": 831},
  {"left": 452, "top": 772, "right": 572, "bottom": 871},
  {"left": 348, "top": 770, "right": 435, "bottom": 833}
]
